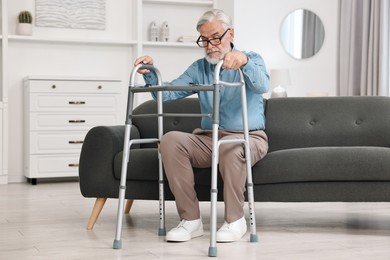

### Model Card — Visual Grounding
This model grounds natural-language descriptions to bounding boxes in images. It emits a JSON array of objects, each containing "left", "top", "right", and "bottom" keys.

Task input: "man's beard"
[
  {"left": 205, "top": 46, "right": 230, "bottom": 64},
  {"left": 205, "top": 56, "right": 220, "bottom": 64}
]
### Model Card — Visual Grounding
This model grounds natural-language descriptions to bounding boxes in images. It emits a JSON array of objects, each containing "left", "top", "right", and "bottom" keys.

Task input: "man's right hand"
[{"left": 134, "top": 55, "right": 154, "bottom": 74}]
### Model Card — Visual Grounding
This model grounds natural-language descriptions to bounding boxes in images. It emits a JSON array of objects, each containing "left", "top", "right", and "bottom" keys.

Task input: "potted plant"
[{"left": 17, "top": 11, "right": 33, "bottom": 36}]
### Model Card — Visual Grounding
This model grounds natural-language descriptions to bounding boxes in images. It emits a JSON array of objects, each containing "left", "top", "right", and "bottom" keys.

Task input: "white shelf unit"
[
  {"left": 8, "top": 35, "right": 137, "bottom": 46},
  {"left": 23, "top": 77, "right": 122, "bottom": 184},
  {"left": 143, "top": 0, "right": 214, "bottom": 6},
  {"left": 137, "top": 0, "right": 216, "bottom": 51},
  {"left": 0, "top": 0, "right": 221, "bottom": 184},
  {"left": 143, "top": 41, "right": 200, "bottom": 47},
  {"left": 132, "top": 0, "right": 217, "bottom": 105}
]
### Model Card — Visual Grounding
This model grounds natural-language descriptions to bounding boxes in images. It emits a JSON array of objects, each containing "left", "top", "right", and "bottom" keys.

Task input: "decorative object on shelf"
[
  {"left": 35, "top": 0, "right": 106, "bottom": 30},
  {"left": 17, "top": 11, "right": 33, "bottom": 36},
  {"left": 160, "top": 22, "right": 169, "bottom": 42},
  {"left": 149, "top": 21, "right": 159, "bottom": 42},
  {"left": 270, "top": 69, "right": 291, "bottom": 98}
]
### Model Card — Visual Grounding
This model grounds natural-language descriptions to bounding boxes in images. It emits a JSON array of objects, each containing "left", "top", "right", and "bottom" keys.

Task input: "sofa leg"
[
  {"left": 125, "top": 199, "right": 134, "bottom": 214},
  {"left": 87, "top": 197, "right": 107, "bottom": 230}
]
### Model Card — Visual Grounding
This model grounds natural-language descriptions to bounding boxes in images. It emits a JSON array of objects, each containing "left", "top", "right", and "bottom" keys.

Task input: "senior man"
[{"left": 134, "top": 9, "right": 269, "bottom": 243}]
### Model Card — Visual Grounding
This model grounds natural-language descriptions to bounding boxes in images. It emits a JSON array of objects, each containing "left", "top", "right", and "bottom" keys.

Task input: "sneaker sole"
[
  {"left": 216, "top": 227, "right": 247, "bottom": 243},
  {"left": 166, "top": 230, "right": 203, "bottom": 242}
]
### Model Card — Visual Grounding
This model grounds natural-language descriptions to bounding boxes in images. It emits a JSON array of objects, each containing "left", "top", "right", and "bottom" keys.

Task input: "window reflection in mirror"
[{"left": 280, "top": 9, "right": 325, "bottom": 59}]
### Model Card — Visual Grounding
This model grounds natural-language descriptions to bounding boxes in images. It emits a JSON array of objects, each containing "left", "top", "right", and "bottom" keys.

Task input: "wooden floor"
[{"left": 1, "top": 181, "right": 390, "bottom": 259}]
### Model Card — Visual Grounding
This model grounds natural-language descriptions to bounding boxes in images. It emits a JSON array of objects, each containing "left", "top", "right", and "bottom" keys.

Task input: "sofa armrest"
[{"left": 79, "top": 125, "right": 140, "bottom": 198}]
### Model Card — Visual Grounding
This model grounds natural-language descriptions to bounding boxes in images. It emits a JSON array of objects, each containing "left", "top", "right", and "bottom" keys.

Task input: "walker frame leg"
[
  {"left": 209, "top": 84, "right": 220, "bottom": 257},
  {"left": 113, "top": 87, "right": 135, "bottom": 249},
  {"left": 113, "top": 124, "right": 132, "bottom": 249},
  {"left": 208, "top": 64, "right": 258, "bottom": 257},
  {"left": 156, "top": 90, "right": 166, "bottom": 236},
  {"left": 208, "top": 123, "right": 219, "bottom": 257},
  {"left": 239, "top": 69, "right": 258, "bottom": 243},
  {"left": 114, "top": 64, "right": 166, "bottom": 249}
]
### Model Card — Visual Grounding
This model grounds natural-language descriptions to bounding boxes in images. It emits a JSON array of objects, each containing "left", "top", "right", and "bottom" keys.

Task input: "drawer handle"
[
  {"left": 68, "top": 141, "right": 84, "bottom": 144},
  {"left": 69, "top": 101, "right": 86, "bottom": 105},
  {"left": 68, "top": 164, "right": 79, "bottom": 167},
  {"left": 69, "top": 120, "right": 86, "bottom": 123}
]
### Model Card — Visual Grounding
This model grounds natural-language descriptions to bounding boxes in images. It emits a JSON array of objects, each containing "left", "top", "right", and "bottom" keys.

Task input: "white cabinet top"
[{"left": 23, "top": 76, "right": 121, "bottom": 82}]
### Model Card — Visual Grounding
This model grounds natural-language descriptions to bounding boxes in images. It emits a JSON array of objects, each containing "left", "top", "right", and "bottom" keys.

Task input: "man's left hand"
[{"left": 223, "top": 51, "right": 248, "bottom": 70}]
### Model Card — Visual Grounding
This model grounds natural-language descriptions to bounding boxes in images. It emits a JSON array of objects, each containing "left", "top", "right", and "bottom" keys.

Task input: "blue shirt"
[{"left": 143, "top": 50, "right": 269, "bottom": 131}]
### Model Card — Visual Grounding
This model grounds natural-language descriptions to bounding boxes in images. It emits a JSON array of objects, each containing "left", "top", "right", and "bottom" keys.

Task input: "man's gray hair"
[{"left": 196, "top": 9, "right": 232, "bottom": 32}]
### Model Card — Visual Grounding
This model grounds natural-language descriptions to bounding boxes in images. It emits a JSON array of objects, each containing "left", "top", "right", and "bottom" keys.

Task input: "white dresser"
[{"left": 24, "top": 77, "right": 122, "bottom": 184}]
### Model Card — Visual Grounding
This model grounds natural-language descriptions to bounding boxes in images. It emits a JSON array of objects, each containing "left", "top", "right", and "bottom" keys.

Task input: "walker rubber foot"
[
  {"left": 113, "top": 239, "right": 122, "bottom": 249},
  {"left": 208, "top": 246, "right": 217, "bottom": 257},
  {"left": 250, "top": 233, "right": 258, "bottom": 242},
  {"left": 158, "top": 228, "right": 166, "bottom": 236}
]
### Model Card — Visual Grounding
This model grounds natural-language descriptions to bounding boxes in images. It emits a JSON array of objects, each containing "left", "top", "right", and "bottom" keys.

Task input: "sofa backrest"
[
  {"left": 265, "top": 96, "right": 390, "bottom": 152},
  {"left": 132, "top": 98, "right": 201, "bottom": 148},
  {"left": 132, "top": 96, "right": 390, "bottom": 152}
]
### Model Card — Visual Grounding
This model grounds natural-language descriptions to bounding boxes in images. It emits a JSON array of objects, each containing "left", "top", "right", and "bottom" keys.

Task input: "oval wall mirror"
[{"left": 280, "top": 9, "right": 325, "bottom": 59}]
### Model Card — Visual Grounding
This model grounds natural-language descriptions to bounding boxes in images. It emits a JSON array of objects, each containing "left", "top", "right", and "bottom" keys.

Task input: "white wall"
[
  {"left": 7, "top": 1, "right": 133, "bottom": 182},
  {"left": 8, "top": 0, "right": 132, "bottom": 40},
  {"left": 233, "top": 0, "right": 339, "bottom": 97},
  {"left": 6, "top": 0, "right": 339, "bottom": 182}
]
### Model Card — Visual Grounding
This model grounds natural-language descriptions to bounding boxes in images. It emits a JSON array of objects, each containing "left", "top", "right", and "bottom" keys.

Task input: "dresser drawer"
[
  {"left": 29, "top": 113, "right": 118, "bottom": 131},
  {"left": 26, "top": 80, "right": 121, "bottom": 93},
  {"left": 29, "top": 94, "right": 119, "bottom": 112},
  {"left": 26, "top": 154, "right": 80, "bottom": 178},
  {"left": 29, "top": 131, "right": 87, "bottom": 154}
]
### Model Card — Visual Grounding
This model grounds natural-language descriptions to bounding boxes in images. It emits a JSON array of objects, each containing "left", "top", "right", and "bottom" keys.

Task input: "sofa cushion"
[
  {"left": 253, "top": 146, "right": 390, "bottom": 184},
  {"left": 265, "top": 97, "right": 390, "bottom": 152},
  {"left": 113, "top": 146, "right": 390, "bottom": 186},
  {"left": 114, "top": 149, "right": 159, "bottom": 181}
]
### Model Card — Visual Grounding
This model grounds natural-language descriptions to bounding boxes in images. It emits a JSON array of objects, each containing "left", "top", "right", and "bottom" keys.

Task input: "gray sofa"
[{"left": 79, "top": 96, "right": 390, "bottom": 229}]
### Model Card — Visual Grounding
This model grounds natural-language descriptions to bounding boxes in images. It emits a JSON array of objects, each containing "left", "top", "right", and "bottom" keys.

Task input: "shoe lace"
[
  {"left": 222, "top": 222, "right": 232, "bottom": 230},
  {"left": 177, "top": 220, "right": 186, "bottom": 228}
]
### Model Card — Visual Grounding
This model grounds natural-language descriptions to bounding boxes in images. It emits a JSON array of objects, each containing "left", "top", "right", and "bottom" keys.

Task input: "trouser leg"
[
  {"left": 160, "top": 130, "right": 213, "bottom": 221},
  {"left": 219, "top": 130, "right": 268, "bottom": 223},
  {"left": 160, "top": 129, "right": 268, "bottom": 223}
]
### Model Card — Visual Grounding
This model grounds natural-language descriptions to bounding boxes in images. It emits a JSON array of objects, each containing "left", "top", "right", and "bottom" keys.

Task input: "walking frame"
[{"left": 113, "top": 60, "right": 258, "bottom": 257}]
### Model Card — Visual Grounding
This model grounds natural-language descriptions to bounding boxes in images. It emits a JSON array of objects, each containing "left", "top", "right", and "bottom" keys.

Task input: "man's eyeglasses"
[{"left": 196, "top": 28, "right": 230, "bottom": 48}]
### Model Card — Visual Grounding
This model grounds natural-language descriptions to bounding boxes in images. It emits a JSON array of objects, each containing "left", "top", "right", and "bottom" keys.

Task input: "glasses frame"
[{"left": 196, "top": 28, "right": 230, "bottom": 48}]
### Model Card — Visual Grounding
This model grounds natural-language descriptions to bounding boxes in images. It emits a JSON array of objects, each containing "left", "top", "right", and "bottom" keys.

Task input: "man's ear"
[{"left": 229, "top": 27, "right": 235, "bottom": 41}]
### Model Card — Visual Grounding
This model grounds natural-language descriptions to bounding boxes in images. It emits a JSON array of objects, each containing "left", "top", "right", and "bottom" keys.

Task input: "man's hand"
[
  {"left": 134, "top": 55, "right": 154, "bottom": 74},
  {"left": 223, "top": 51, "right": 248, "bottom": 70}
]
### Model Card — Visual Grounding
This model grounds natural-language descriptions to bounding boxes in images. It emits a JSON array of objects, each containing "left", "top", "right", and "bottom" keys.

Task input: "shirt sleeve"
[
  {"left": 143, "top": 63, "right": 198, "bottom": 101},
  {"left": 241, "top": 52, "right": 270, "bottom": 94}
]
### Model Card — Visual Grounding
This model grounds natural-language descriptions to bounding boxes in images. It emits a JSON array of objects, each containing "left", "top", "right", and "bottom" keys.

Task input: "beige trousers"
[{"left": 160, "top": 128, "right": 268, "bottom": 223}]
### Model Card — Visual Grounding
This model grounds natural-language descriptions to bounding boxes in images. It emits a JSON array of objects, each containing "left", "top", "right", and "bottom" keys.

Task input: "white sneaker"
[
  {"left": 166, "top": 219, "right": 203, "bottom": 242},
  {"left": 216, "top": 216, "right": 247, "bottom": 242}
]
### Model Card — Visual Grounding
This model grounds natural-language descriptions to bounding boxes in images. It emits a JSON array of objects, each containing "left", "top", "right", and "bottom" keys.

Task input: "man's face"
[{"left": 198, "top": 20, "right": 233, "bottom": 64}]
